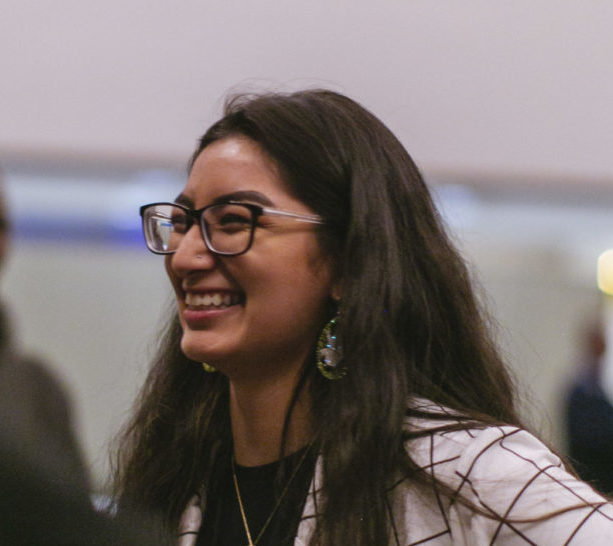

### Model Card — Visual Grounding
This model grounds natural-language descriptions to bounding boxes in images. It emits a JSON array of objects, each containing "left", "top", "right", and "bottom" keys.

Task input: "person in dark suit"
[
  {"left": 0, "top": 344, "right": 167, "bottom": 545},
  {"left": 0, "top": 172, "right": 166, "bottom": 545},
  {"left": 565, "top": 321, "right": 613, "bottom": 495}
]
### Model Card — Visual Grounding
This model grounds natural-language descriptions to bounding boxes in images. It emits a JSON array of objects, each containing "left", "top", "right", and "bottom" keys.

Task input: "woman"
[{"left": 115, "top": 90, "right": 613, "bottom": 545}]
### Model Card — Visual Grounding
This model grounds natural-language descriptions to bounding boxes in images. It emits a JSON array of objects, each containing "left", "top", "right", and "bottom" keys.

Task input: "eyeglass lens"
[{"left": 143, "top": 203, "right": 255, "bottom": 255}]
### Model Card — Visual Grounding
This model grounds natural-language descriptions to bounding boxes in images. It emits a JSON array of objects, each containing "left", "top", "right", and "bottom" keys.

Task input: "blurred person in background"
[
  {"left": 116, "top": 90, "right": 613, "bottom": 545},
  {"left": 565, "top": 320, "right": 613, "bottom": 495},
  {"left": 0, "top": 170, "right": 89, "bottom": 495},
  {"left": 0, "top": 170, "right": 163, "bottom": 545}
]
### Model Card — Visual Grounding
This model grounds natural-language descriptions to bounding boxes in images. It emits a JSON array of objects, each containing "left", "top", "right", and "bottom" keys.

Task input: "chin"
[
  {"left": 180, "top": 334, "right": 224, "bottom": 365},
  {"left": 181, "top": 340, "right": 208, "bottom": 363}
]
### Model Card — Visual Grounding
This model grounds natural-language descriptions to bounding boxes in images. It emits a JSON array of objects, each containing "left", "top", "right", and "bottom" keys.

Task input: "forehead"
[{"left": 182, "top": 137, "right": 292, "bottom": 207}]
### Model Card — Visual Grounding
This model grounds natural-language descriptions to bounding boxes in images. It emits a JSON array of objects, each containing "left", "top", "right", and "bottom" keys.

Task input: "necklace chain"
[{"left": 231, "top": 444, "right": 313, "bottom": 546}]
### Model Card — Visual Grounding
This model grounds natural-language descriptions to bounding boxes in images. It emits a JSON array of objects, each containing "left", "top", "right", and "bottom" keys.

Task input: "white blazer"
[{"left": 178, "top": 402, "right": 613, "bottom": 545}]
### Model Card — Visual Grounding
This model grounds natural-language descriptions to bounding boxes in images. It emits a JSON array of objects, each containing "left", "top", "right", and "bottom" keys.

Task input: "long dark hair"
[{"left": 113, "top": 90, "right": 523, "bottom": 544}]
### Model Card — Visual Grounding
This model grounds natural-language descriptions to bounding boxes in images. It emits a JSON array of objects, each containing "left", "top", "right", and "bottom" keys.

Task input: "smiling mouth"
[{"left": 185, "top": 291, "right": 243, "bottom": 310}]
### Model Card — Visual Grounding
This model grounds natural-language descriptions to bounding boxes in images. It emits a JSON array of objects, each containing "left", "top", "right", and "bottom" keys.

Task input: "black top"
[{"left": 197, "top": 446, "right": 316, "bottom": 546}]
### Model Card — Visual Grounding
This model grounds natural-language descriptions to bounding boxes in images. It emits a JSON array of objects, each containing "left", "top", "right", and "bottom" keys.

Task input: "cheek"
[
  {"left": 251, "top": 256, "right": 333, "bottom": 325},
  {"left": 248, "top": 242, "right": 330, "bottom": 296}
]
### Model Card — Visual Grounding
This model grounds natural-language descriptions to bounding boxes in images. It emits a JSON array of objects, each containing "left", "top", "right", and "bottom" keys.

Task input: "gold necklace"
[{"left": 231, "top": 444, "right": 313, "bottom": 546}]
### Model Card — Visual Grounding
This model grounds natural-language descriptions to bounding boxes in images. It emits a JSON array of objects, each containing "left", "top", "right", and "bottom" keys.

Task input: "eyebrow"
[
  {"left": 174, "top": 191, "right": 275, "bottom": 208},
  {"left": 174, "top": 194, "right": 194, "bottom": 207}
]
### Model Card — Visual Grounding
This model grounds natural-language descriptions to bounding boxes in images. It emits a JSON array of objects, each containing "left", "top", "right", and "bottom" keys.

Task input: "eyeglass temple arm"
[{"left": 260, "top": 208, "right": 324, "bottom": 224}]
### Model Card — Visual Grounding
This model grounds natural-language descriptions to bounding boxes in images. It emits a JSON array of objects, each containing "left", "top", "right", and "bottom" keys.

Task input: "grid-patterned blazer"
[{"left": 178, "top": 402, "right": 613, "bottom": 545}]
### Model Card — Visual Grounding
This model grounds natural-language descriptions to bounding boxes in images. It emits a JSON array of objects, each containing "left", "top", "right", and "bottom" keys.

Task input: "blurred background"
[{"left": 2, "top": 0, "right": 613, "bottom": 491}]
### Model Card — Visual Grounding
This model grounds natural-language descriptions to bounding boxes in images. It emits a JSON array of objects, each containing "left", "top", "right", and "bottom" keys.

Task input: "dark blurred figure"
[
  {"left": 0, "top": 171, "right": 166, "bottom": 544},
  {"left": 565, "top": 320, "right": 613, "bottom": 496}
]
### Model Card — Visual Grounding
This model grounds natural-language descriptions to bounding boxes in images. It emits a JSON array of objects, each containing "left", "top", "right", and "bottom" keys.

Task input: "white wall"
[{"left": 2, "top": 1, "right": 613, "bottom": 180}]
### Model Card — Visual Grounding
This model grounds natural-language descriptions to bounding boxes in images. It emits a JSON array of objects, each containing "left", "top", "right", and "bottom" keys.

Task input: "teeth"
[{"left": 185, "top": 292, "right": 240, "bottom": 308}]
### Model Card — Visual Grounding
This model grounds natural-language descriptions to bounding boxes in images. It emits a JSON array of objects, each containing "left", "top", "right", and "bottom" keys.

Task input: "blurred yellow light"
[{"left": 598, "top": 250, "right": 613, "bottom": 295}]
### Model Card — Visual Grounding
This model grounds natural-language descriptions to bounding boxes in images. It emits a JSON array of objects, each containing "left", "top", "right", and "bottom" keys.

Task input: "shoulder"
[
  {"left": 404, "top": 400, "right": 561, "bottom": 484},
  {"left": 388, "top": 399, "right": 613, "bottom": 545},
  {"left": 0, "top": 351, "right": 88, "bottom": 493},
  {"left": 0, "top": 353, "right": 73, "bottom": 426}
]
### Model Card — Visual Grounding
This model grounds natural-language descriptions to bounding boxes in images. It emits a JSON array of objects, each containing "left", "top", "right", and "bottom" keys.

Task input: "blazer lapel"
[{"left": 294, "top": 456, "right": 322, "bottom": 545}]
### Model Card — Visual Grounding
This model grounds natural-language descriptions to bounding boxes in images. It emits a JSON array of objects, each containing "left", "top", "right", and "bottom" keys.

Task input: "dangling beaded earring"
[
  {"left": 316, "top": 313, "right": 347, "bottom": 380},
  {"left": 201, "top": 362, "right": 217, "bottom": 373}
]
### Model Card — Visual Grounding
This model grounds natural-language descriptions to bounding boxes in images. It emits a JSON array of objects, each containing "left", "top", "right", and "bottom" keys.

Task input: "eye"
[
  {"left": 208, "top": 204, "right": 254, "bottom": 232},
  {"left": 219, "top": 212, "right": 251, "bottom": 227},
  {"left": 216, "top": 215, "right": 252, "bottom": 235},
  {"left": 170, "top": 212, "right": 190, "bottom": 233}
]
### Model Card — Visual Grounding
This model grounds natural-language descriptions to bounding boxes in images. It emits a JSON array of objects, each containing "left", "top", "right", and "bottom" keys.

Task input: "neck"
[{"left": 229, "top": 366, "right": 312, "bottom": 467}]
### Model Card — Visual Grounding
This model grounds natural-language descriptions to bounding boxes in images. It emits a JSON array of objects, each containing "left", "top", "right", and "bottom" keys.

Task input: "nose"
[{"left": 167, "top": 223, "right": 216, "bottom": 276}]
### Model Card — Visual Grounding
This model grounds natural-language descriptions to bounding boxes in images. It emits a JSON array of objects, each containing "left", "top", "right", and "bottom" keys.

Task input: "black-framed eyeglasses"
[{"left": 139, "top": 201, "right": 324, "bottom": 256}]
